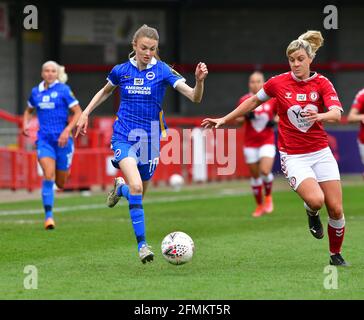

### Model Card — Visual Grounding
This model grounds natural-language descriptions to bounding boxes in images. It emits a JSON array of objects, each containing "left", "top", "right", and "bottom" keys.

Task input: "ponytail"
[
  {"left": 286, "top": 30, "right": 324, "bottom": 59},
  {"left": 57, "top": 65, "right": 68, "bottom": 83},
  {"left": 42, "top": 60, "right": 68, "bottom": 83}
]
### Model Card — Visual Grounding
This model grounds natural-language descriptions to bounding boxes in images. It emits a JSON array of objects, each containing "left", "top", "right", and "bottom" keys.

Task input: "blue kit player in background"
[
  {"left": 76, "top": 24, "right": 208, "bottom": 264},
  {"left": 23, "top": 61, "right": 82, "bottom": 230}
]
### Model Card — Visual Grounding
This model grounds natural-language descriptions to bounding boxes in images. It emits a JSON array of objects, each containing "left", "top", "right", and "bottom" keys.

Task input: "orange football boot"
[
  {"left": 264, "top": 195, "right": 274, "bottom": 214},
  {"left": 44, "top": 218, "right": 55, "bottom": 230},
  {"left": 252, "top": 204, "right": 265, "bottom": 218}
]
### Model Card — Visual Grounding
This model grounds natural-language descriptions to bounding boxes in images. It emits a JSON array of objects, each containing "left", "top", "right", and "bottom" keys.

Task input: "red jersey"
[
  {"left": 259, "top": 72, "right": 343, "bottom": 154},
  {"left": 238, "top": 93, "right": 277, "bottom": 147},
  {"left": 350, "top": 88, "right": 364, "bottom": 143}
]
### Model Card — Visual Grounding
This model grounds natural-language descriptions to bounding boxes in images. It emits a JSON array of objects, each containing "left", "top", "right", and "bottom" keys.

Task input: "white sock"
[
  {"left": 261, "top": 173, "right": 274, "bottom": 183},
  {"left": 304, "top": 202, "right": 318, "bottom": 216}
]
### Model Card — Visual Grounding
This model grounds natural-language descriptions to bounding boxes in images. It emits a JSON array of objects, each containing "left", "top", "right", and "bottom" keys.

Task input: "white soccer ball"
[
  {"left": 169, "top": 174, "right": 184, "bottom": 191},
  {"left": 161, "top": 231, "right": 195, "bottom": 265}
]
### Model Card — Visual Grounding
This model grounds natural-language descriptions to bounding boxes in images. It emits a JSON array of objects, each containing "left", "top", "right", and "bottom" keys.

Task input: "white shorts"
[
  {"left": 358, "top": 140, "right": 364, "bottom": 165},
  {"left": 280, "top": 147, "right": 341, "bottom": 191},
  {"left": 244, "top": 144, "right": 276, "bottom": 164}
]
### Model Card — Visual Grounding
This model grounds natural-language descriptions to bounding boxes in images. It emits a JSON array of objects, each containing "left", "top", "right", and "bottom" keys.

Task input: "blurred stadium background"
[{"left": 0, "top": 0, "right": 363, "bottom": 190}]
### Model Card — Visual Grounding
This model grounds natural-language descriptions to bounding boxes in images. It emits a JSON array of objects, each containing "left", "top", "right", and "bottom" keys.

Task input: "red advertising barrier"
[{"left": 0, "top": 148, "right": 39, "bottom": 191}]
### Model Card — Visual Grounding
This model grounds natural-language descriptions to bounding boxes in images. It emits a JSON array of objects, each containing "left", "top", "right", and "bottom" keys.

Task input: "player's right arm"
[
  {"left": 22, "top": 107, "right": 35, "bottom": 137},
  {"left": 347, "top": 108, "right": 364, "bottom": 123},
  {"left": 75, "top": 82, "right": 116, "bottom": 137},
  {"left": 347, "top": 90, "right": 364, "bottom": 124},
  {"left": 201, "top": 95, "right": 263, "bottom": 129}
]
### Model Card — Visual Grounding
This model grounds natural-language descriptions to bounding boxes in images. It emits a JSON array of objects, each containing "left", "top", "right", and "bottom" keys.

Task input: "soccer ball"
[
  {"left": 169, "top": 174, "right": 184, "bottom": 191},
  {"left": 161, "top": 231, "right": 194, "bottom": 265}
]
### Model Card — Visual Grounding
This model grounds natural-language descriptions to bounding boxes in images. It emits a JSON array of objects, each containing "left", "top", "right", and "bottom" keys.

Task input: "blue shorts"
[
  {"left": 36, "top": 137, "right": 74, "bottom": 171},
  {"left": 111, "top": 140, "right": 160, "bottom": 181}
]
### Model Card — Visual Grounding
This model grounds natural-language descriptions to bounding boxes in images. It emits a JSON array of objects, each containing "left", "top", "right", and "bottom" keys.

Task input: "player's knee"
[
  {"left": 307, "top": 196, "right": 325, "bottom": 211},
  {"left": 129, "top": 183, "right": 143, "bottom": 195},
  {"left": 261, "top": 168, "right": 271, "bottom": 176},
  {"left": 55, "top": 180, "right": 65, "bottom": 189},
  {"left": 44, "top": 173, "right": 55, "bottom": 181},
  {"left": 327, "top": 205, "right": 344, "bottom": 219}
]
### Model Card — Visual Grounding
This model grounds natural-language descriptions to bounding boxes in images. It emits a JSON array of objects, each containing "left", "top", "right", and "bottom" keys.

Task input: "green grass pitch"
[{"left": 0, "top": 178, "right": 363, "bottom": 299}]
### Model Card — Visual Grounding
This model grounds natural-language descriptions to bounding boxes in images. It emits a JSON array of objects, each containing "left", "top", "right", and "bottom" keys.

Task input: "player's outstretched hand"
[
  {"left": 195, "top": 62, "right": 208, "bottom": 81},
  {"left": 75, "top": 112, "right": 89, "bottom": 137},
  {"left": 58, "top": 128, "right": 70, "bottom": 147},
  {"left": 201, "top": 117, "right": 226, "bottom": 129}
]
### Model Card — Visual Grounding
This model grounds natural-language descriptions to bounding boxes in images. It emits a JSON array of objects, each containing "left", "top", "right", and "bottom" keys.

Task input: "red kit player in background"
[
  {"left": 348, "top": 88, "right": 364, "bottom": 177},
  {"left": 235, "top": 72, "right": 278, "bottom": 217},
  {"left": 202, "top": 31, "right": 349, "bottom": 266}
]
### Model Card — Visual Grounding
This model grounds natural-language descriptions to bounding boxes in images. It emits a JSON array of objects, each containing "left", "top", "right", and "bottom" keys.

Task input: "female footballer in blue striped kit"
[
  {"left": 76, "top": 24, "right": 208, "bottom": 263},
  {"left": 23, "top": 61, "right": 82, "bottom": 230}
]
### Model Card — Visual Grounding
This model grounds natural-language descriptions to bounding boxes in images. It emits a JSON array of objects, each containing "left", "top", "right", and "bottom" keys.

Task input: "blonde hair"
[
  {"left": 128, "top": 24, "right": 160, "bottom": 60},
  {"left": 42, "top": 60, "right": 68, "bottom": 83},
  {"left": 286, "top": 30, "right": 324, "bottom": 59}
]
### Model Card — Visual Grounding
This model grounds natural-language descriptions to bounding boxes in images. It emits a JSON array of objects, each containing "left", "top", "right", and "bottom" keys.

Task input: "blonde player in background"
[{"left": 23, "top": 61, "right": 81, "bottom": 229}]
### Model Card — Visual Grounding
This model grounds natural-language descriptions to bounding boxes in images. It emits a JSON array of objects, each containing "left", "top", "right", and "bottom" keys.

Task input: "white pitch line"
[{"left": 0, "top": 191, "right": 247, "bottom": 216}]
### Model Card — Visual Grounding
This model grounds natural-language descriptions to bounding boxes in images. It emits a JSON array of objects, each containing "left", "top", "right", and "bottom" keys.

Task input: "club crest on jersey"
[
  {"left": 285, "top": 92, "right": 292, "bottom": 99},
  {"left": 51, "top": 92, "right": 58, "bottom": 98},
  {"left": 134, "top": 78, "right": 144, "bottom": 85},
  {"left": 296, "top": 94, "right": 307, "bottom": 101},
  {"left": 146, "top": 71, "right": 155, "bottom": 80},
  {"left": 309, "top": 91, "right": 319, "bottom": 102}
]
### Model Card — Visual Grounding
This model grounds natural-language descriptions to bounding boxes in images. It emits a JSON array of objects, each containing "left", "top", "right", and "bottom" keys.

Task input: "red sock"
[
  {"left": 328, "top": 217, "right": 345, "bottom": 255},
  {"left": 263, "top": 181, "right": 273, "bottom": 197},
  {"left": 250, "top": 178, "right": 263, "bottom": 205},
  {"left": 252, "top": 185, "right": 263, "bottom": 205},
  {"left": 262, "top": 173, "right": 274, "bottom": 197}
]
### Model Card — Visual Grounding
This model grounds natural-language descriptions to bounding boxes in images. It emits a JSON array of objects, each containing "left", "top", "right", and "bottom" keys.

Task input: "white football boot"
[{"left": 106, "top": 177, "right": 125, "bottom": 208}]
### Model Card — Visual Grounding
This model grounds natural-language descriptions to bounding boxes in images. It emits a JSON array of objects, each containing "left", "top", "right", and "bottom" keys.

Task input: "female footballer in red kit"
[
  {"left": 348, "top": 88, "right": 364, "bottom": 177},
  {"left": 202, "top": 31, "right": 348, "bottom": 266},
  {"left": 236, "top": 71, "right": 278, "bottom": 217}
]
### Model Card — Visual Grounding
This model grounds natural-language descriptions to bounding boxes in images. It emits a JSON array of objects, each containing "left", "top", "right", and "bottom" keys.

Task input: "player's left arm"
[
  {"left": 347, "top": 92, "right": 364, "bottom": 123},
  {"left": 59, "top": 87, "right": 82, "bottom": 147},
  {"left": 58, "top": 104, "right": 82, "bottom": 147},
  {"left": 305, "top": 106, "right": 342, "bottom": 124},
  {"left": 305, "top": 79, "right": 343, "bottom": 124},
  {"left": 175, "top": 62, "right": 208, "bottom": 103}
]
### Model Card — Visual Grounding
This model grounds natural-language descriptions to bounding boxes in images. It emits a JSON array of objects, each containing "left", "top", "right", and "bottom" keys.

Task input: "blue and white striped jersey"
[
  {"left": 107, "top": 57, "right": 185, "bottom": 142},
  {"left": 27, "top": 80, "right": 79, "bottom": 141}
]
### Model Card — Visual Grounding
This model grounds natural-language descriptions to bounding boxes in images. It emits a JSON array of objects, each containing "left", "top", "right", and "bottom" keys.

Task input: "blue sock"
[
  {"left": 117, "top": 184, "right": 130, "bottom": 200},
  {"left": 128, "top": 194, "right": 146, "bottom": 251},
  {"left": 42, "top": 180, "right": 54, "bottom": 220}
]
